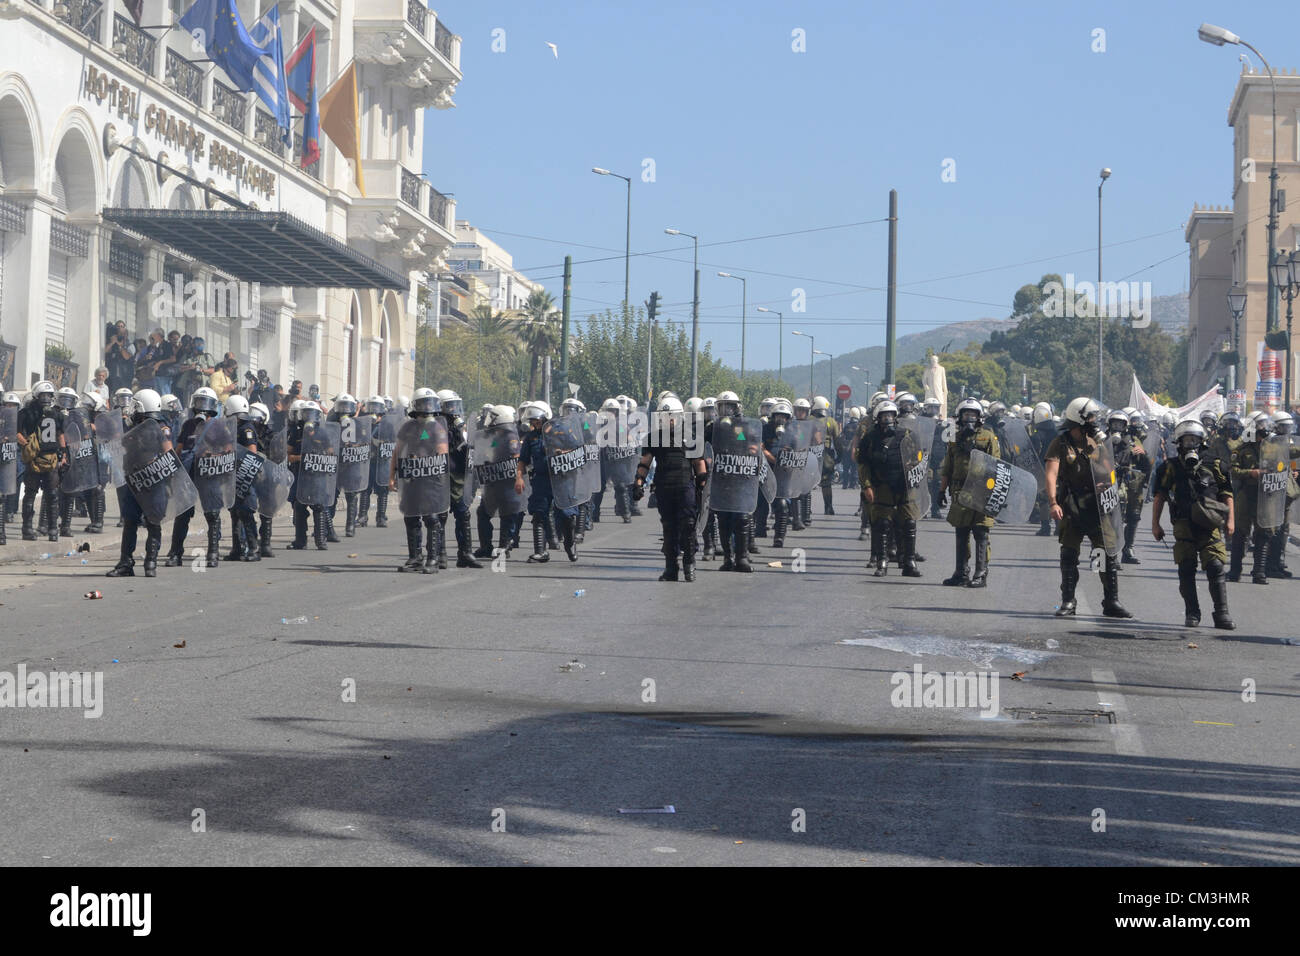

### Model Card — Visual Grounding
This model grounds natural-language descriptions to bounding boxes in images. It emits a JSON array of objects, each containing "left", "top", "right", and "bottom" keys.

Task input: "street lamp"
[
  {"left": 1098, "top": 167, "right": 1110, "bottom": 401},
  {"left": 756, "top": 306, "right": 783, "bottom": 383},
  {"left": 717, "top": 272, "right": 747, "bottom": 379},
  {"left": 814, "top": 349, "right": 832, "bottom": 397},
  {"left": 665, "top": 228, "right": 700, "bottom": 396},
  {"left": 592, "top": 167, "right": 632, "bottom": 313},
  {"left": 791, "top": 330, "right": 814, "bottom": 397},
  {"left": 1227, "top": 287, "right": 1247, "bottom": 394},
  {"left": 1271, "top": 254, "right": 1299, "bottom": 407},
  {"left": 1199, "top": 24, "right": 1280, "bottom": 336}
]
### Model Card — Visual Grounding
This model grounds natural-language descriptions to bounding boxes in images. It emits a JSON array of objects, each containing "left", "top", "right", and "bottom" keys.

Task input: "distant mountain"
[{"left": 748, "top": 293, "right": 1189, "bottom": 397}]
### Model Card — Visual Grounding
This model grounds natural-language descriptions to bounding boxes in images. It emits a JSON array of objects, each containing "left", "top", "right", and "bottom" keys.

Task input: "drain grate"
[{"left": 1006, "top": 708, "right": 1116, "bottom": 724}]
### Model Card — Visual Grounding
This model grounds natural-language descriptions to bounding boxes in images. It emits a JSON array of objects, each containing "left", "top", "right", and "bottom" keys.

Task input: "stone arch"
[
  {"left": 105, "top": 138, "right": 157, "bottom": 210},
  {"left": 45, "top": 107, "right": 103, "bottom": 217},
  {"left": 162, "top": 172, "right": 200, "bottom": 210},
  {"left": 0, "top": 73, "right": 42, "bottom": 191}
]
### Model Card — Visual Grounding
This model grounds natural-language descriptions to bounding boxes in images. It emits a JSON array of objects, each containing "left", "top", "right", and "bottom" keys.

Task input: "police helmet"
[{"left": 411, "top": 387, "right": 441, "bottom": 416}]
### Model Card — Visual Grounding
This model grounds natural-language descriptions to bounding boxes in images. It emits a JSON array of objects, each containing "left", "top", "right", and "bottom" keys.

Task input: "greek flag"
[{"left": 248, "top": 5, "right": 292, "bottom": 145}]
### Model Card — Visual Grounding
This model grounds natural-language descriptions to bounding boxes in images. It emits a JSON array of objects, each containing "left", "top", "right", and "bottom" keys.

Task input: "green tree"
[
  {"left": 520, "top": 288, "right": 560, "bottom": 401},
  {"left": 896, "top": 345, "right": 1007, "bottom": 402}
]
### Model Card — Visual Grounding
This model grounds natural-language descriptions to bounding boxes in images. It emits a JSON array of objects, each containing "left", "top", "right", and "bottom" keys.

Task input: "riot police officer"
[
  {"left": 1044, "top": 397, "right": 1133, "bottom": 618},
  {"left": 17, "top": 381, "right": 66, "bottom": 542},
  {"left": 516, "top": 401, "right": 579, "bottom": 562},
  {"left": 437, "top": 388, "right": 482, "bottom": 569},
  {"left": 922, "top": 399, "right": 947, "bottom": 517},
  {"left": 938, "top": 398, "right": 999, "bottom": 587},
  {"left": 811, "top": 396, "right": 840, "bottom": 515},
  {"left": 559, "top": 396, "right": 591, "bottom": 543},
  {"left": 1106, "top": 409, "right": 1152, "bottom": 565},
  {"left": 763, "top": 398, "right": 797, "bottom": 550},
  {"left": 1265, "top": 410, "right": 1299, "bottom": 578},
  {"left": 1228, "top": 411, "right": 1272, "bottom": 584},
  {"left": 287, "top": 400, "right": 328, "bottom": 550},
  {"left": 1030, "top": 402, "right": 1057, "bottom": 536},
  {"left": 225, "top": 395, "right": 262, "bottom": 561},
  {"left": 712, "top": 393, "right": 755, "bottom": 572},
  {"left": 634, "top": 395, "right": 707, "bottom": 581},
  {"left": 107, "top": 390, "right": 176, "bottom": 578},
  {"left": 791, "top": 397, "right": 813, "bottom": 529},
  {"left": 248, "top": 401, "right": 277, "bottom": 557},
  {"left": 473, "top": 403, "right": 524, "bottom": 559},
  {"left": 859, "top": 400, "right": 922, "bottom": 577},
  {"left": 392, "top": 388, "right": 448, "bottom": 573},
  {"left": 1151, "top": 419, "right": 1235, "bottom": 629},
  {"left": 164, "top": 387, "right": 224, "bottom": 567}
]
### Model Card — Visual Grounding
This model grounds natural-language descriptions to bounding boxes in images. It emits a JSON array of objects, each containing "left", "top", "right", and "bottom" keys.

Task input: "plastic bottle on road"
[{"left": 281, "top": 616, "right": 308, "bottom": 625}]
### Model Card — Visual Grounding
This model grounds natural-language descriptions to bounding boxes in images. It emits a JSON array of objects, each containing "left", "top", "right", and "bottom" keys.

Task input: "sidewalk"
[{"left": 0, "top": 494, "right": 123, "bottom": 569}]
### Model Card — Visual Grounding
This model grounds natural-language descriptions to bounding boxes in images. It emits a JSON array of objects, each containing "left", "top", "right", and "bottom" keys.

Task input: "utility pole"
[
  {"left": 884, "top": 189, "right": 898, "bottom": 388},
  {"left": 559, "top": 255, "right": 571, "bottom": 402}
]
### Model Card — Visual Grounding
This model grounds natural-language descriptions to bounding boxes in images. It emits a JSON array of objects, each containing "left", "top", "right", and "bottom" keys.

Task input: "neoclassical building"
[{"left": 0, "top": 0, "right": 461, "bottom": 397}]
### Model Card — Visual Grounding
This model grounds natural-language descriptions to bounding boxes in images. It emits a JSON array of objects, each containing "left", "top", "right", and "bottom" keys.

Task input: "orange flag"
[{"left": 319, "top": 62, "right": 365, "bottom": 196}]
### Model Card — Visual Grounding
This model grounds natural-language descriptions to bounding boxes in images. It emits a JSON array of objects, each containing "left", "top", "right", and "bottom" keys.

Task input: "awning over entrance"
[{"left": 101, "top": 208, "right": 409, "bottom": 291}]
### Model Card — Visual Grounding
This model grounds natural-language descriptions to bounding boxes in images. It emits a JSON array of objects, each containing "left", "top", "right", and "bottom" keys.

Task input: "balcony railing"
[
  {"left": 434, "top": 20, "right": 454, "bottom": 61},
  {"left": 55, "top": 0, "right": 102, "bottom": 41},
  {"left": 254, "top": 109, "right": 287, "bottom": 155},
  {"left": 400, "top": 166, "right": 422, "bottom": 209},
  {"left": 294, "top": 130, "right": 321, "bottom": 181},
  {"left": 112, "top": 13, "right": 156, "bottom": 74},
  {"left": 165, "top": 48, "right": 204, "bottom": 106},
  {"left": 406, "top": 0, "right": 427, "bottom": 34},
  {"left": 428, "top": 187, "right": 450, "bottom": 229},
  {"left": 212, "top": 81, "right": 247, "bottom": 132}
]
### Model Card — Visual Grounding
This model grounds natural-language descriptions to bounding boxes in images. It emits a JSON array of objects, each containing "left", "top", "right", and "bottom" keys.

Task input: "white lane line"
[{"left": 1092, "top": 668, "right": 1146, "bottom": 756}]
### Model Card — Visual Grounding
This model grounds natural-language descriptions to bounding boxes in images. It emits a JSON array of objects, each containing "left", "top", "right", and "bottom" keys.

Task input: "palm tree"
[
  {"left": 467, "top": 304, "right": 521, "bottom": 404},
  {"left": 521, "top": 289, "right": 560, "bottom": 400}
]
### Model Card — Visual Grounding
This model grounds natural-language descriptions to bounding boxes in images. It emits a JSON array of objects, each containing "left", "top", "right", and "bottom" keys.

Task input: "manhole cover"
[{"left": 1006, "top": 708, "right": 1116, "bottom": 724}]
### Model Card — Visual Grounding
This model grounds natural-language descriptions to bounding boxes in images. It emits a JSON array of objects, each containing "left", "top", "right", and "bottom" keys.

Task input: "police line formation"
[{"left": 2, "top": 382, "right": 1297, "bottom": 630}]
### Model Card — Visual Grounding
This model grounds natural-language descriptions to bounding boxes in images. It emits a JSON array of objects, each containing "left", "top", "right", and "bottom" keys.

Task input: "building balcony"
[
  {"left": 165, "top": 48, "right": 203, "bottom": 107},
  {"left": 111, "top": 12, "right": 156, "bottom": 75},
  {"left": 350, "top": 159, "right": 456, "bottom": 266},
  {"left": 354, "top": 0, "right": 461, "bottom": 109}
]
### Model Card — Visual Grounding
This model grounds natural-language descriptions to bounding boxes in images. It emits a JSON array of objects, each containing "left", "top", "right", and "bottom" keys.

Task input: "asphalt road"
[{"left": 1, "top": 487, "right": 1297, "bottom": 866}]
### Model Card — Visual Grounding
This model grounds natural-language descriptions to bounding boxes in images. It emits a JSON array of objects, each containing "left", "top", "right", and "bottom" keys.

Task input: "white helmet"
[
  {"left": 770, "top": 398, "right": 794, "bottom": 419},
  {"left": 521, "top": 400, "right": 552, "bottom": 423},
  {"left": 333, "top": 392, "right": 358, "bottom": 416},
  {"left": 869, "top": 391, "right": 888, "bottom": 408},
  {"left": 600, "top": 397, "right": 622, "bottom": 413},
  {"left": 658, "top": 395, "right": 684, "bottom": 414},
  {"left": 131, "top": 388, "right": 162, "bottom": 415},
  {"left": 56, "top": 386, "right": 79, "bottom": 410},
  {"left": 225, "top": 395, "right": 250, "bottom": 418},
  {"left": 2, "top": 391, "right": 20, "bottom": 406},
  {"left": 435, "top": 389, "right": 463, "bottom": 417},
  {"left": 363, "top": 395, "right": 386, "bottom": 415},
  {"left": 160, "top": 393, "right": 182, "bottom": 413},
  {"left": 112, "top": 386, "right": 134, "bottom": 409},
  {"left": 249, "top": 402, "right": 270, "bottom": 424},
  {"left": 717, "top": 391, "right": 742, "bottom": 418},
  {"left": 874, "top": 400, "right": 900, "bottom": 422},
  {"left": 1063, "top": 397, "right": 1103, "bottom": 429},
  {"left": 1031, "top": 402, "right": 1053, "bottom": 425},
  {"left": 398, "top": 394, "right": 411, "bottom": 409},
  {"left": 560, "top": 397, "right": 586, "bottom": 415},
  {"left": 1172, "top": 419, "right": 1207, "bottom": 444},
  {"left": 955, "top": 398, "right": 983, "bottom": 428},
  {"left": 489, "top": 403, "right": 517, "bottom": 425},
  {"left": 811, "top": 395, "right": 831, "bottom": 416},
  {"left": 1271, "top": 410, "right": 1294, "bottom": 435},
  {"left": 411, "top": 387, "right": 441, "bottom": 415},
  {"left": 793, "top": 397, "right": 811, "bottom": 411},
  {"left": 685, "top": 396, "right": 704, "bottom": 414},
  {"left": 848, "top": 406, "right": 864, "bottom": 420},
  {"left": 191, "top": 387, "right": 220, "bottom": 414}
]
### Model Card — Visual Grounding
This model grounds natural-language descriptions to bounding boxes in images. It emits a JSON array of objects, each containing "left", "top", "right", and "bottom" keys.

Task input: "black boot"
[
  {"left": 324, "top": 506, "right": 340, "bottom": 543},
  {"left": 1055, "top": 548, "right": 1078, "bottom": 616},
  {"left": 944, "top": 528, "right": 971, "bottom": 586},
  {"left": 1122, "top": 516, "right": 1141, "bottom": 564},
  {"left": 0, "top": 499, "right": 5, "bottom": 546},
  {"left": 871, "top": 520, "right": 889, "bottom": 576},
  {"left": 802, "top": 493, "right": 813, "bottom": 527},
  {"left": 45, "top": 492, "right": 59, "bottom": 542},
  {"left": 434, "top": 515, "right": 448, "bottom": 569},
  {"left": 58, "top": 494, "right": 74, "bottom": 537},
  {"left": 287, "top": 504, "right": 309, "bottom": 549},
  {"left": 1266, "top": 528, "right": 1292, "bottom": 578},
  {"left": 85, "top": 487, "right": 105, "bottom": 533},
  {"left": 107, "top": 521, "right": 138, "bottom": 577},
  {"left": 259, "top": 518, "right": 274, "bottom": 557},
  {"left": 21, "top": 500, "right": 36, "bottom": 541},
  {"left": 165, "top": 512, "right": 188, "bottom": 567},
  {"left": 1250, "top": 532, "right": 1268, "bottom": 585},
  {"left": 968, "top": 526, "right": 989, "bottom": 587},
  {"left": 1037, "top": 517, "right": 1053, "bottom": 537},
  {"left": 900, "top": 519, "right": 922, "bottom": 577},
  {"left": 682, "top": 551, "right": 696, "bottom": 582},
  {"left": 772, "top": 502, "right": 788, "bottom": 549},
  {"left": 206, "top": 512, "right": 221, "bottom": 568},
  {"left": 143, "top": 523, "right": 161, "bottom": 577},
  {"left": 498, "top": 518, "right": 513, "bottom": 557},
  {"left": 719, "top": 524, "right": 735, "bottom": 572},
  {"left": 733, "top": 517, "right": 753, "bottom": 572},
  {"left": 1178, "top": 558, "right": 1201, "bottom": 626},
  {"left": 312, "top": 509, "right": 327, "bottom": 550},
  {"left": 426, "top": 522, "right": 442, "bottom": 574},
  {"left": 620, "top": 486, "right": 632, "bottom": 523},
  {"left": 1206, "top": 558, "right": 1235, "bottom": 630},
  {"left": 1226, "top": 530, "right": 1245, "bottom": 582},
  {"left": 659, "top": 553, "right": 679, "bottom": 581},
  {"left": 527, "top": 517, "right": 549, "bottom": 563},
  {"left": 574, "top": 503, "right": 587, "bottom": 544},
  {"left": 242, "top": 513, "right": 261, "bottom": 561},
  {"left": 474, "top": 507, "right": 496, "bottom": 559},
  {"left": 701, "top": 513, "right": 715, "bottom": 561},
  {"left": 456, "top": 510, "right": 482, "bottom": 567},
  {"left": 226, "top": 512, "right": 244, "bottom": 561},
  {"left": 357, "top": 489, "right": 370, "bottom": 527},
  {"left": 822, "top": 485, "right": 834, "bottom": 515},
  {"left": 1101, "top": 555, "right": 1134, "bottom": 618},
  {"left": 560, "top": 512, "right": 578, "bottom": 562},
  {"left": 747, "top": 516, "right": 759, "bottom": 554},
  {"left": 345, "top": 495, "right": 358, "bottom": 537},
  {"left": 374, "top": 490, "right": 389, "bottom": 528},
  {"left": 545, "top": 510, "right": 559, "bottom": 550},
  {"left": 399, "top": 522, "right": 424, "bottom": 572}
]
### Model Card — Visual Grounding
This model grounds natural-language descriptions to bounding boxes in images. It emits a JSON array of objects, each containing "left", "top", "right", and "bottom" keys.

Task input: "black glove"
[
  {"left": 694, "top": 472, "right": 708, "bottom": 491},
  {"left": 631, "top": 481, "right": 645, "bottom": 501}
]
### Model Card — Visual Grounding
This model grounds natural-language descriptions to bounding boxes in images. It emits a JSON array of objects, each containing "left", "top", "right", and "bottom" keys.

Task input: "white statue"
[{"left": 922, "top": 354, "right": 948, "bottom": 417}]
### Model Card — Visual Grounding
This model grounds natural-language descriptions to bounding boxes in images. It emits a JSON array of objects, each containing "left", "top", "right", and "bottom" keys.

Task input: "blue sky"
[{"left": 424, "top": 0, "right": 1289, "bottom": 374}]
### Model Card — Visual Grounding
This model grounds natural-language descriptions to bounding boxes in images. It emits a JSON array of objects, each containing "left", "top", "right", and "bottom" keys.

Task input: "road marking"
[{"left": 1092, "top": 668, "right": 1145, "bottom": 756}]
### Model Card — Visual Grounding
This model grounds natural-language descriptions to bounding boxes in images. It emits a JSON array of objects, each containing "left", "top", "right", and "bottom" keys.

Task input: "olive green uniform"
[
  {"left": 1153, "top": 454, "right": 1233, "bottom": 627},
  {"left": 939, "top": 425, "right": 999, "bottom": 586},
  {"left": 817, "top": 416, "right": 841, "bottom": 514},
  {"left": 1115, "top": 435, "right": 1151, "bottom": 561},
  {"left": 858, "top": 424, "right": 921, "bottom": 574},
  {"left": 1045, "top": 431, "right": 1129, "bottom": 616},
  {"left": 1228, "top": 440, "right": 1267, "bottom": 582}
]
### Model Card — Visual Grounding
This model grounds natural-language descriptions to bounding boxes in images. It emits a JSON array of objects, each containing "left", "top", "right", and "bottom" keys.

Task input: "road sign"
[{"left": 836, "top": 384, "right": 851, "bottom": 401}]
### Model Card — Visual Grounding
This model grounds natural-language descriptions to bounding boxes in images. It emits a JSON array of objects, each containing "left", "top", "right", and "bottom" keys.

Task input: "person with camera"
[{"left": 104, "top": 322, "right": 136, "bottom": 392}]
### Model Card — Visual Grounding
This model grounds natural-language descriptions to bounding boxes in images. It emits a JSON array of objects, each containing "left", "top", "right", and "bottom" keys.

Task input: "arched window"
[{"left": 115, "top": 160, "right": 149, "bottom": 209}]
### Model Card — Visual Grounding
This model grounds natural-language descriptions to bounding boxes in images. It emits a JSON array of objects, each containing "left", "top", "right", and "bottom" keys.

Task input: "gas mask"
[
  {"left": 958, "top": 414, "right": 978, "bottom": 435},
  {"left": 1178, "top": 438, "right": 1201, "bottom": 467},
  {"left": 1085, "top": 418, "right": 1105, "bottom": 441},
  {"left": 878, "top": 413, "right": 897, "bottom": 436}
]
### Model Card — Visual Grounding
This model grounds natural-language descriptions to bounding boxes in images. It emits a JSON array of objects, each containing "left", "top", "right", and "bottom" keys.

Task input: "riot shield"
[
  {"left": 295, "top": 421, "right": 340, "bottom": 507},
  {"left": 709, "top": 417, "right": 763, "bottom": 514},
  {"left": 1257, "top": 436, "right": 1290, "bottom": 531},
  {"left": 91, "top": 410, "right": 125, "bottom": 487},
  {"left": 337, "top": 416, "right": 373, "bottom": 493},
  {"left": 473, "top": 423, "right": 524, "bottom": 517},
  {"left": 372, "top": 415, "right": 398, "bottom": 479},
  {"left": 396, "top": 417, "right": 450, "bottom": 517},
  {"left": 804, "top": 418, "right": 828, "bottom": 494},
  {"left": 999, "top": 417, "right": 1045, "bottom": 494},
  {"left": 122, "top": 419, "right": 198, "bottom": 524},
  {"left": 580, "top": 412, "right": 602, "bottom": 497},
  {"left": 898, "top": 416, "right": 936, "bottom": 513},
  {"left": 956, "top": 449, "right": 1038, "bottom": 524},
  {"left": 61, "top": 409, "right": 101, "bottom": 494},
  {"left": 256, "top": 458, "right": 295, "bottom": 518},
  {"left": 191, "top": 418, "right": 237, "bottom": 512},
  {"left": 770, "top": 419, "right": 813, "bottom": 498},
  {"left": 1089, "top": 439, "right": 1124, "bottom": 557},
  {"left": 266, "top": 424, "right": 288, "bottom": 464},
  {"left": 233, "top": 444, "right": 265, "bottom": 509},
  {"left": 601, "top": 410, "right": 641, "bottom": 485},
  {"left": 0, "top": 406, "right": 17, "bottom": 496},
  {"left": 543, "top": 412, "right": 591, "bottom": 510}
]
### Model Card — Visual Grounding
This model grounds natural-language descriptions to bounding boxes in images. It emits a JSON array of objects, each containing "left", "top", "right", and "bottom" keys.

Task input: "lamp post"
[
  {"left": 791, "top": 330, "right": 814, "bottom": 397},
  {"left": 592, "top": 167, "right": 632, "bottom": 314},
  {"left": 755, "top": 307, "right": 784, "bottom": 384},
  {"left": 1098, "top": 167, "right": 1110, "bottom": 401},
  {"left": 717, "top": 272, "right": 747, "bottom": 379},
  {"left": 665, "top": 228, "right": 700, "bottom": 396},
  {"left": 814, "top": 349, "right": 832, "bottom": 397},
  {"left": 852, "top": 366, "right": 871, "bottom": 402},
  {"left": 1271, "top": 253, "right": 1299, "bottom": 407},
  {"left": 1199, "top": 24, "right": 1281, "bottom": 336},
  {"left": 1227, "top": 287, "right": 1247, "bottom": 395}
]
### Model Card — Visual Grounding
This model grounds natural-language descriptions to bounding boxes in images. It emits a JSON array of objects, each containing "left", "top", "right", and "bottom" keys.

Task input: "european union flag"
[{"left": 180, "top": 0, "right": 290, "bottom": 141}]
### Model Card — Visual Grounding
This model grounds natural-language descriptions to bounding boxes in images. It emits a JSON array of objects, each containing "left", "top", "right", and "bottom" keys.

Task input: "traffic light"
[{"left": 647, "top": 291, "right": 659, "bottom": 321}]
